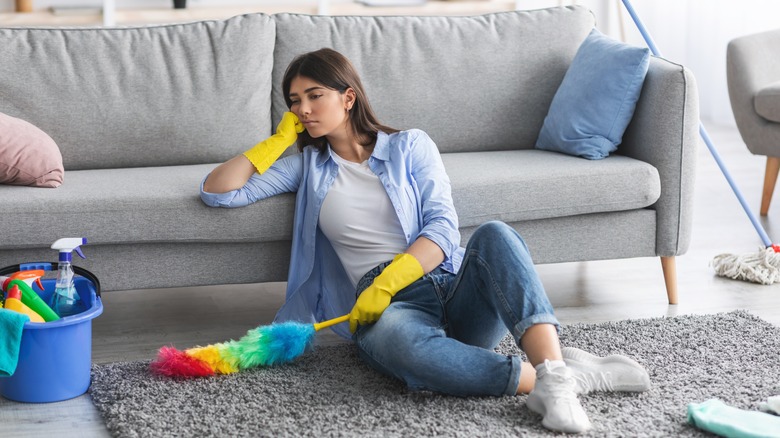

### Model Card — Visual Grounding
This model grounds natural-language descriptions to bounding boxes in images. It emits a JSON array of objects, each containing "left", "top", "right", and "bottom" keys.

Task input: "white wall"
[
  {"left": 2, "top": 0, "right": 778, "bottom": 125},
  {"left": 531, "top": 0, "right": 780, "bottom": 125},
  {"left": 612, "top": 0, "right": 780, "bottom": 126}
]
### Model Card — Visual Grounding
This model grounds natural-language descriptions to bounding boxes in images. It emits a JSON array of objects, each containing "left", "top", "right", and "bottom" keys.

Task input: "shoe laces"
[
  {"left": 540, "top": 361, "right": 579, "bottom": 403},
  {"left": 573, "top": 371, "right": 614, "bottom": 393}
]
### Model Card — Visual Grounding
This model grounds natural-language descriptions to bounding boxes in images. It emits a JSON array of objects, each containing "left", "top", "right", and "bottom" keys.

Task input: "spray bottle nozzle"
[
  {"left": 51, "top": 238, "right": 88, "bottom": 262},
  {"left": 0, "top": 270, "right": 46, "bottom": 292}
]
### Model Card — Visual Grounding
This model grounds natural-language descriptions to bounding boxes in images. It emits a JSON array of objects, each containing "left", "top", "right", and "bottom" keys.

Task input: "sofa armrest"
[{"left": 619, "top": 57, "right": 700, "bottom": 257}]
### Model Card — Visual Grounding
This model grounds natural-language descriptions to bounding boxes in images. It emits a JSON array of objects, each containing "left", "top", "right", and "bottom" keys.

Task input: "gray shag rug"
[{"left": 89, "top": 311, "right": 780, "bottom": 437}]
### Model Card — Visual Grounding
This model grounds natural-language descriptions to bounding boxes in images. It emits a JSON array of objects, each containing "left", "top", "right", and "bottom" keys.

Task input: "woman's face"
[{"left": 288, "top": 75, "right": 355, "bottom": 139}]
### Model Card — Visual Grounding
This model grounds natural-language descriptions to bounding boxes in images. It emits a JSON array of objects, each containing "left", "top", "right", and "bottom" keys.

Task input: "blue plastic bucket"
[{"left": 0, "top": 269, "right": 103, "bottom": 403}]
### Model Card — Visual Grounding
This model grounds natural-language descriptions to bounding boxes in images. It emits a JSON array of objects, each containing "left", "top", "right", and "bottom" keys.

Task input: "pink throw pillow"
[{"left": 0, "top": 112, "right": 64, "bottom": 188}]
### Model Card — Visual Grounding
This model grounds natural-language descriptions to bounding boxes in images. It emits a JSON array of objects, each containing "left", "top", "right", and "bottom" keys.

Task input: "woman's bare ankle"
[{"left": 516, "top": 361, "right": 537, "bottom": 394}]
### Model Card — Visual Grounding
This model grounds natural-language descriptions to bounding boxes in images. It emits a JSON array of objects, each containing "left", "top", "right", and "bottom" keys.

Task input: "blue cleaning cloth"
[
  {"left": 0, "top": 308, "right": 29, "bottom": 377},
  {"left": 688, "top": 399, "right": 780, "bottom": 438}
]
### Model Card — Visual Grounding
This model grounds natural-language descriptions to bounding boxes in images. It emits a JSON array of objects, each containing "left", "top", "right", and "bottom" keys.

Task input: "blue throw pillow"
[{"left": 535, "top": 28, "right": 651, "bottom": 160}]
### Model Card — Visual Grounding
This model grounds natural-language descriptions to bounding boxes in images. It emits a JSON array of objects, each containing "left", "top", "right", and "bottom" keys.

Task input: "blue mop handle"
[
  {"left": 698, "top": 127, "right": 773, "bottom": 247},
  {"left": 621, "top": 0, "right": 774, "bottom": 248}
]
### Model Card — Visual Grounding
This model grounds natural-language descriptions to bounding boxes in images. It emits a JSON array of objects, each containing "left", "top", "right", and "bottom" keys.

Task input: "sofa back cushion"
[
  {"left": 0, "top": 14, "right": 275, "bottom": 170},
  {"left": 272, "top": 6, "right": 594, "bottom": 153}
]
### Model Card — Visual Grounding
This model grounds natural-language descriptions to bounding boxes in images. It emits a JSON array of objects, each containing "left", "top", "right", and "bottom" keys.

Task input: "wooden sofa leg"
[
  {"left": 660, "top": 256, "right": 678, "bottom": 304},
  {"left": 761, "top": 156, "right": 780, "bottom": 216}
]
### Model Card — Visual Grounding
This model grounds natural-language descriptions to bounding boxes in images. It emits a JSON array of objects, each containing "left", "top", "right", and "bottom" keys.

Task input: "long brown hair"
[{"left": 282, "top": 48, "right": 398, "bottom": 153}]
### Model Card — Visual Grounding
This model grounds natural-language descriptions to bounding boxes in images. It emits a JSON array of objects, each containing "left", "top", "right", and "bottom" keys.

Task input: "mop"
[{"left": 621, "top": 0, "right": 780, "bottom": 284}]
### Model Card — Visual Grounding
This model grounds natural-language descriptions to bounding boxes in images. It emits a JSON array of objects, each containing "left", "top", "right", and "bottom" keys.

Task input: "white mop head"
[{"left": 711, "top": 246, "right": 780, "bottom": 284}]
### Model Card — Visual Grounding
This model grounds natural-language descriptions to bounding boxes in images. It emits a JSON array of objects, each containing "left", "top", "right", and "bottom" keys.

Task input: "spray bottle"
[
  {"left": 4, "top": 284, "right": 45, "bottom": 323},
  {"left": 3, "top": 270, "right": 60, "bottom": 321},
  {"left": 49, "top": 237, "right": 88, "bottom": 317}
]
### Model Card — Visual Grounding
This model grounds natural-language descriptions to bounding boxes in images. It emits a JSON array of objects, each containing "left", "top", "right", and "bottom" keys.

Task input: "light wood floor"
[{"left": 2, "top": 122, "right": 779, "bottom": 437}]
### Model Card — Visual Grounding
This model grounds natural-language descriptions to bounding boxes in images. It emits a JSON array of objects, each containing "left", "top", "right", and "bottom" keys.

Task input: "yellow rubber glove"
[
  {"left": 243, "top": 112, "right": 305, "bottom": 174},
  {"left": 349, "top": 253, "right": 424, "bottom": 334}
]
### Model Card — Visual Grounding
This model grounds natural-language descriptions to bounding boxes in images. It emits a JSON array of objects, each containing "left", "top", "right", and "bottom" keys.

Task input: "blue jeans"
[{"left": 353, "top": 221, "right": 559, "bottom": 397}]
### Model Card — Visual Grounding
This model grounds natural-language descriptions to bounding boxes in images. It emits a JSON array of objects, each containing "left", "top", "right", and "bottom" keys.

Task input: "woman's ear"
[{"left": 344, "top": 88, "right": 357, "bottom": 111}]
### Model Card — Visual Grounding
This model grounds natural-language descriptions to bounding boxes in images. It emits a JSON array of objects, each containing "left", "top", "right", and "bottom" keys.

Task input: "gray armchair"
[{"left": 727, "top": 29, "right": 780, "bottom": 215}]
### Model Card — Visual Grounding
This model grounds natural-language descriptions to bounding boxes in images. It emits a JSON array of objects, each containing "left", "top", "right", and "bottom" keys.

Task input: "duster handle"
[{"left": 313, "top": 314, "right": 350, "bottom": 331}]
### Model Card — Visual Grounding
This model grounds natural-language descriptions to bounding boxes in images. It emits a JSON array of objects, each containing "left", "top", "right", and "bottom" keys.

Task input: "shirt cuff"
[{"left": 199, "top": 174, "right": 235, "bottom": 207}]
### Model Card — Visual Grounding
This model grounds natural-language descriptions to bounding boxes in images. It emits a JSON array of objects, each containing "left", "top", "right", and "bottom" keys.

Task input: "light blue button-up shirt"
[{"left": 200, "top": 129, "right": 464, "bottom": 339}]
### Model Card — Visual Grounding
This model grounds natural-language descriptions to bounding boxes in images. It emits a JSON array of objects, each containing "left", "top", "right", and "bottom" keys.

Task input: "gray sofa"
[{"left": 0, "top": 6, "right": 698, "bottom": 304}]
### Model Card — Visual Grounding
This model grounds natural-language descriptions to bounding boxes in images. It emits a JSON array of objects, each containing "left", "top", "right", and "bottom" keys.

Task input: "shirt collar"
[
  {"left": 371, "top": 131, "right": 390, "bottom": 162},
  {"left": 314, "top": 146, "right": 333, "bottom": 168},
  {"left": 314, "top": 131, "right": 391, "bottom": 167}
]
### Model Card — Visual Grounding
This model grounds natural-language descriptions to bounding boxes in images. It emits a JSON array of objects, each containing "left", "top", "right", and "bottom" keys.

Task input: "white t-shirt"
[{"left": 319, "top": 152, "right": 408, "bottom": 288}]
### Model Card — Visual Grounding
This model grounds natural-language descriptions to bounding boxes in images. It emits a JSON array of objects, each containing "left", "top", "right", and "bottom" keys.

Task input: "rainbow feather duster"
[{"left": 150, "top": 315, "right": 348, "bottom": 378}]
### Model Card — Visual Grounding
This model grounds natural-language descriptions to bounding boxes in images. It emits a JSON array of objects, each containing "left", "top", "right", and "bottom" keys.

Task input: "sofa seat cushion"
[
  {"left": 755, "top": 81, "right": 780, "bottom": 123},
  {"left": 0, "top": 164, "right": 296, "bottom": 249},
  {"left": 0, "top": 150, "right": 660, "bottom": 250},
  {"left": 444, "top": 150, "right": 661, "bottom": 228}
]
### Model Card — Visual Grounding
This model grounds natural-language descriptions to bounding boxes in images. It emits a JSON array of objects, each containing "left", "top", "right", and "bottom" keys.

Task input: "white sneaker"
[
  {"left": 527, "top": 360, "right": 592, "bottom": 434},
  {"left": 562, "top": 347, "right": 651, "bottom": 395}
]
